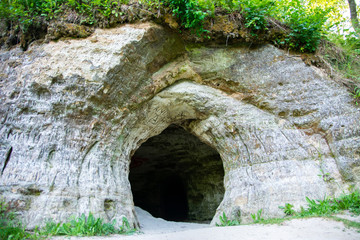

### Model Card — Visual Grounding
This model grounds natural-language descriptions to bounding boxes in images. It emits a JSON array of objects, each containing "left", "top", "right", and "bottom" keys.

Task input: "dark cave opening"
[
  {"left": 161, "top": 175, "right": 189, "bottom": 221},
  {"left": 129, "top": 124, "right": 225, "bottom": 223}
]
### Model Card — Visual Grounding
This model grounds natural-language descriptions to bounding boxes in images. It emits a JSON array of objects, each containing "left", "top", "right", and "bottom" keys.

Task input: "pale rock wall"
[{"left": 0, "top": 23, "right": 359, "bottom": 228}]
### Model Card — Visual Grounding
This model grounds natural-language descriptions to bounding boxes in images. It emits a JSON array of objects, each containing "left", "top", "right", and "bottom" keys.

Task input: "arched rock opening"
[
  {"left": 129, "top": 124, "right": 225, "bottom": 222},
  {"left": 121, "top": 81, "right": 343, "bottom": 227}
]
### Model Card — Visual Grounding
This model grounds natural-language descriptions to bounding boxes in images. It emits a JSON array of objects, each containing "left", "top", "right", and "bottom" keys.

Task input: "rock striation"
[{"left": 0, "top": 23, "right": 359, "bottom": 228}]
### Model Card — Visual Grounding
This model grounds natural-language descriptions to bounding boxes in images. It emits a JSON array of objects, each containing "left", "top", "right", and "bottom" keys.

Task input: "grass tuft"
[
  {"left": 0, "top": 198, "right": 137, "bottom": 239},
  {"left": 36, "top": 213, "right": 137, "bottom": 237},
  {"left": 0, "top": 199, "right": 32, "bottom": 240},
  {"left": 216, "top": 190, "right": 360, "bottom": 231}
]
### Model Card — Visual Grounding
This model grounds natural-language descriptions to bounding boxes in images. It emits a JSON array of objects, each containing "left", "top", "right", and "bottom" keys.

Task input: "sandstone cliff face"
[{"left": 0, "top": 23, "right": 359, "bottom": 228}]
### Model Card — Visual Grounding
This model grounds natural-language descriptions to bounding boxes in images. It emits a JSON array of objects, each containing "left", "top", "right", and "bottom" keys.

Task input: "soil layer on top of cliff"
[{"left": 0, "top": 0, "right": 316, "bottom": 53}]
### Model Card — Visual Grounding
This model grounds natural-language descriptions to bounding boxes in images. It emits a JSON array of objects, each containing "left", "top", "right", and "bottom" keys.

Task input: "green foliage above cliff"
[
  {"left": 164, "top": 0, "right": 207, "bottom": 34},
  {"left": 0, "top": 0, "right": 335, "bottom": 52},
  {"left": 0, "top": 0, "right": 130, "bottom": 27},
  {"left": 1, "top": 0, "right": 359, "bottom": 88},
  {"left": 141, "top": 0, "right": 332, "bottom": 52}
]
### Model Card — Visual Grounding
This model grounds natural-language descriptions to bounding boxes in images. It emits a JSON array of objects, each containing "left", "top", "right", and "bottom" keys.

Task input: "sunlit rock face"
[{"left": 0, "top": 23, "right": 359, "bottom": 228}]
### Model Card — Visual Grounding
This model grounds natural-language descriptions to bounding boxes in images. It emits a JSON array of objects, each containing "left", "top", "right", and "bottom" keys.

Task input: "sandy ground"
[{"left": 52, "top": 207, "right": 360, "bottom": 240}]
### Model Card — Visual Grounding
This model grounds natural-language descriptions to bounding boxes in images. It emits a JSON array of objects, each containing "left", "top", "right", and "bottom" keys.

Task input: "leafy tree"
[{"left": 347, "top": 0, "right": 360, "bottom": 34}]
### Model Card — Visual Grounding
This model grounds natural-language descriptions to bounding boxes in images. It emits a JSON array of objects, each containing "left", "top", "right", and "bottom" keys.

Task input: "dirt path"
[{"left": 52, "top": 208, "right": 360, "bottom": 240}]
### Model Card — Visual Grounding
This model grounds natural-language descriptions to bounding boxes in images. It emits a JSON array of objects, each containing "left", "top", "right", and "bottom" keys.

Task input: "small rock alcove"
[{"left": 129, "top": 124, "right": 225, "bottom": 223}]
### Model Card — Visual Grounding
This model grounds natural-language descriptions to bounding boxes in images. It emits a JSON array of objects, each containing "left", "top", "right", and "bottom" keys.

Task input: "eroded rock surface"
[{"left": 0, "top": 23, "right": 359, "bottom": 228}]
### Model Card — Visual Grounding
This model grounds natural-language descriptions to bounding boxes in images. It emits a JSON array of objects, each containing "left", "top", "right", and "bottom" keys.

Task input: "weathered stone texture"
[{"left": 0, "top": 23, "right": 359, "bottom": 228}]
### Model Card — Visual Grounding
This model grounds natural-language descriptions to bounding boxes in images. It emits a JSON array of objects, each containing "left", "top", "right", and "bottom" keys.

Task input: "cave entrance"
[{"left": 129, "top": 124, "right": 225, "bottom": 223}]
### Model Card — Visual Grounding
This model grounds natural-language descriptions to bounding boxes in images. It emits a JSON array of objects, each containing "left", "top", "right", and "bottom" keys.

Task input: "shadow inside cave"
[{"left": 129, "top": 124, "right": 225, "bottom": 223}]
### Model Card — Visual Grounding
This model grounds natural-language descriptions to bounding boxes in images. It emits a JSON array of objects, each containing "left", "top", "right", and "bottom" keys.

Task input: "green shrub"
[
  {"left": 287, "top": 7, "right": 329, "bottom": 52},
  {"left": 251, "top": 209, "right": 264, "bottom": 223},
  {"left": 0, "top": 198, "right": 136, "bottom": 239},
  {"left": 65, "top": 0, "right": 129, "bottom": 25},
  {"left": 319, "top": 32, "right": 360, "bottom": 93},
  {"left": 40, "top": 0, "right": 65, "bottom": 20},
  {"left": 38, "top": 213, "right": 136, "bottom": 237},
  {"left": 215, "top": 212, "right": 241, "bottom": 227},
  {"left": 240, "top": 0, "right": 274, "bottom": 34},
  {"left": 279, "top": 203, "right": 296, "bottom": 216},
  {"left": 335, "top": 190, "right": 360, "bottom": 215},
  {"left": 270, "top": 0, "right": 330, "bottom": 52},
  {"left": 0, "top": 199, "right": 31, "bottom": 240},
  {"left": 0, "top": 0, "right": 39, "bottom": 31},
  {"left": 165, "top": 0, "right": 208, "bottom": 34},
  {"left": 292, "top": 190, "right": 360, "bottom": 217},
  {"left": 351, "top": 87, "right": 360, "bottom": 105},
  {"left": 304, "top": 196, "right": 337, "bottom": 216},
  {"left": 0, "top": 0, "right": 129, "bottom": 28}
]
